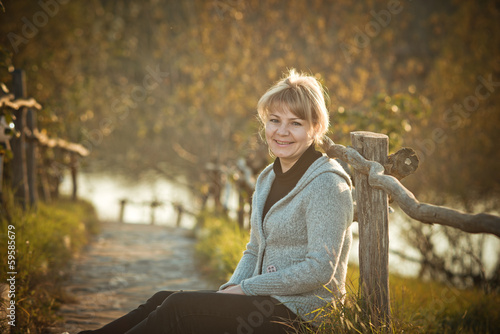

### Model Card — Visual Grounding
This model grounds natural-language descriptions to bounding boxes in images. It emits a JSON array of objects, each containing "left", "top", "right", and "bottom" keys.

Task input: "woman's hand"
[{"left": 217, "top": 284, "right": 245, "bottom": 295}]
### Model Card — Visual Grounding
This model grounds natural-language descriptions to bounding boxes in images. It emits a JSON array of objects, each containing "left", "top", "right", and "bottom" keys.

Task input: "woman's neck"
[{"left": 279, "top": 158, "right": 299, "bottom": 173}]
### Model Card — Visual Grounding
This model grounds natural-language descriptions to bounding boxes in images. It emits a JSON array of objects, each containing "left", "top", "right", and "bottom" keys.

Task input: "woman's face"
[{"left": 265, "top": 108, "right": 315, "bottom": 173}]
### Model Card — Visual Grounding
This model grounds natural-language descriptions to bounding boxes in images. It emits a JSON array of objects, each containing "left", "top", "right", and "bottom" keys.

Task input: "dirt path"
[{"left": 50, "top": 222, "right": 217, "bottom": 334}]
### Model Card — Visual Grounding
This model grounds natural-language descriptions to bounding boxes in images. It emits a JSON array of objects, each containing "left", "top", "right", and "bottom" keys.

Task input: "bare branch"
[
  {"left": 0, "top": 94, "right": 42, "bottom": 110},
  {"left": 32, "top": 129, "right": 89, "bottom": 157}
]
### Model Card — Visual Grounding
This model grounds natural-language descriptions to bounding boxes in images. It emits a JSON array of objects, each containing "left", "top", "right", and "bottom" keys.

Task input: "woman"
[{"left": 78, "top": 69, "right": 353, "bottom": 334}]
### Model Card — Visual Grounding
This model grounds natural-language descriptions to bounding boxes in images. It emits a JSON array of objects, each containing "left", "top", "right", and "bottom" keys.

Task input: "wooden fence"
[
  {"left": 0, "top": 69, "right": 89, "bottom": 208},
  {"left": 321, "top": 131, "right": 500, "bottom": 327},
  {"left": 117, "top": 198, "right": 195, "bottom": 226}
]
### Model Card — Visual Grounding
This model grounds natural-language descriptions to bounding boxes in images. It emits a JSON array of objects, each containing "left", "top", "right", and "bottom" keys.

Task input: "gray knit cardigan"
[{"left": 220, "top": 155, "right": 354, "bottom": 324}]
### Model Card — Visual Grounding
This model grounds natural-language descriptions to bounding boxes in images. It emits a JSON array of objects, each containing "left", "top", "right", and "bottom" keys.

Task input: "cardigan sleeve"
[{"left": 240, "top": 172, "right": 353, "bottom": 296}]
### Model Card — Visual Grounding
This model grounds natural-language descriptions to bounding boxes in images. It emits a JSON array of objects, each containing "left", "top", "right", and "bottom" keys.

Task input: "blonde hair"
[{"left": 257, "top": 69, "right": 330, "bottom": 143}]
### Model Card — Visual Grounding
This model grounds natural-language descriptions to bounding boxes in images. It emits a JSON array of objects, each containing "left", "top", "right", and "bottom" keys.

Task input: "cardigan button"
[{"left": 266, "top": 265, "right": 277, "bottom": 273}]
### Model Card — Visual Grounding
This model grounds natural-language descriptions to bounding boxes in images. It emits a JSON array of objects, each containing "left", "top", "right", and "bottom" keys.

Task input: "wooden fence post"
[
  {"left": 38, "top": 147, "right": 52, "bottom": 202},
  {"left": 26, "top": 106, "right": 38, "bottom": 207},
  {"left": 150, "top": 200, "right": 161, "bottom": 225},
  {"left": 11, "top": 69, "right": 29, "bottom": 208},
  {"left": 174, "top": 203, "right": 184, "bottom": 228},
  {"left": 150, "top": 202, "right": 156, "bottom": 225},
  {"left": 118, "top": 199, "right": 127, "bottom": 223},
  {"left": 70, "top": 153, "right": 78, "bottom": 201},
  {"left": 351, "top": 131, "right": 390, "bottom": 327}
]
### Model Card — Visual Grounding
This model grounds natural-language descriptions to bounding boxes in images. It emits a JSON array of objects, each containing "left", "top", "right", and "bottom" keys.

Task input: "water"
[
  {"left": 60, "top": 172, "right": 198, "bottom": 228},
  {"left": 349, "top": 212, "right": 423, "bottom": 277},
  {"left": 61, "top": 172, "right": 499, "bottom": 279}
]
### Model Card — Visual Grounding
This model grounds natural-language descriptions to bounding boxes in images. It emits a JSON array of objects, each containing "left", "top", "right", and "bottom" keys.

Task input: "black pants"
[{"left": 79, "top": 290, "right": 302, "bottom": 334}]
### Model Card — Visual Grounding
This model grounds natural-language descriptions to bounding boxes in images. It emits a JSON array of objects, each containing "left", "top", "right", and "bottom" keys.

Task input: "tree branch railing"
[
  {"left": 30, "top": 129, "right": 89, "bottom": 157},
  {"left": 117, "top": 198, "right": 196, "bottom": 227},
  {"left": 0, "top": 93, "right": 42, "bottom": 111},
  {"left": 1, "top": 70, "right": 90, "bottom": 206},
  {"left": 321, "top": 136, "right": 500, "bottom": 238},
  {"left": 319, "top": 131, "right": 500, "bottom": 328}
]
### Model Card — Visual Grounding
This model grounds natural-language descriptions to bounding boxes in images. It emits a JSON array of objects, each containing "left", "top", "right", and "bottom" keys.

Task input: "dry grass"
[
  {"left": 195, "top": 212, "right": 500, "bottom": 333},
  {"left": 0, "top": 188, "right": 100, "bottom": 334}
]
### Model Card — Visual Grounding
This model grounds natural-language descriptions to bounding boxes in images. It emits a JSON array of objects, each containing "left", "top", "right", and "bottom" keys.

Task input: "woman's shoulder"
[
  {"left": 307, "top": 156, "right": 352, "bottom": 187},
  {"left": 254, "top": 162, "right": 275, "bottom": 186}
]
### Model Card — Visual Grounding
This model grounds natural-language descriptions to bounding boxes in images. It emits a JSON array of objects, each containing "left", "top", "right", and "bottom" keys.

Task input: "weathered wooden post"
[
  {"left": 118, "top": 199, "right": 127, "bottom": 223},
  {"left": 150, "top": 202, "right": 156, "bottom": 225},
  {"left": 11, "top": 69, "right": 29, "bottom": 208},
  {"left": 26, "top": 104, "right": 38, "bottom": 206},
  {"left": 38, "top": 147, "right": 52, "bottom": 202},
  {"left": 174, "top": 203, "right": 184, "bottom": 228},
  {"left": 351, "top": 131, "right": 390, "bottom": 327},
  {"left": 70, "top": 153, "right": 78, "bottom": 201},
  {"left": 150, "top": 199, "right": 161, "bottom": 225},
  {"left": 0, "top": 115, "right": 11, "bottom": 206}
]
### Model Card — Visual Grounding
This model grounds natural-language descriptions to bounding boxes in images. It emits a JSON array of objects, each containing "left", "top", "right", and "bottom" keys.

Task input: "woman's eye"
[
  {"left": 269, "top": 119, "right": 279, "bottom": 123},
  {"left": 292, "top": 122, "right": 302, "bottom": 126}
]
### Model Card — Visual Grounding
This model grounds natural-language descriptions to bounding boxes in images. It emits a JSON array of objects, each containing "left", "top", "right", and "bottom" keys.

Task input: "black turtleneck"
[{"left": 262, "top": 144, "right": 322, "bottom": 219}]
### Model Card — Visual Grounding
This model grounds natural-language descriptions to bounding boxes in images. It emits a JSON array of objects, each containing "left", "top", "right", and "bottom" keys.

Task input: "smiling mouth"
[{"left": 275, "top": 140, "right": 293, "bottom": 145}]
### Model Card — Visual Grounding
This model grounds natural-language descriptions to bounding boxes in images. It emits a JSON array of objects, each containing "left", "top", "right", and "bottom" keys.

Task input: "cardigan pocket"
[{"left": 291, "top": 257, "right": 305, "bottom": 266}]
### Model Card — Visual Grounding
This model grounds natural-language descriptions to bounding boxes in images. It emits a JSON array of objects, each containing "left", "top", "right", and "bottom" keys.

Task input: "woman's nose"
[{"left": 277, "top": 123, "right": 289, "bottom": 136}]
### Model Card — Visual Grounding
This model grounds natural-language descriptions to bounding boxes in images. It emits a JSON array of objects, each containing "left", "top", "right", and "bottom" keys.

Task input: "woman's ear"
[{"left": 310, "top": 123, "right": 321, "bottom": 141}]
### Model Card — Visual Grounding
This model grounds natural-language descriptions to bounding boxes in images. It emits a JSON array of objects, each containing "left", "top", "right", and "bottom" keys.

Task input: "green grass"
[
  {"left": 194, "top": 212, "right": 249, "bottom": 284},
  {"left": 194, "top": 212, "right": 500, "bottom": 333},
  {"left": 310, "top": 267, "right": 500, "bottom": 333},
  {"left": 0, "top": 188, "right": 100, "bottom": 334}
]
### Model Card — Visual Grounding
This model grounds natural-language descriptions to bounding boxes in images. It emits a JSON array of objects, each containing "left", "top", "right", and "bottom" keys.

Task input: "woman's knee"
[
  {"left": 145, "top": 291, "right": 175, "bottom": 307},
  {"left": 159, "top": 291, "right": 193, "bottom": 309},
  {"left": 157, "top": 291, "right": 215, "bottom": 315}
]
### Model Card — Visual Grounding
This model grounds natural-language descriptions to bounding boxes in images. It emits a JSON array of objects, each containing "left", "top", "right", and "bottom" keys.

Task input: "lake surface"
[{"left": 60, "top": 172, "right": 198, "bottom": 227}]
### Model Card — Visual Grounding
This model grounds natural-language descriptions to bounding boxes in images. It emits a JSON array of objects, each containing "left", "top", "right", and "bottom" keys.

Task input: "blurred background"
[{"left": 1, "top": 0, "right": 499, "bottom": 292}]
